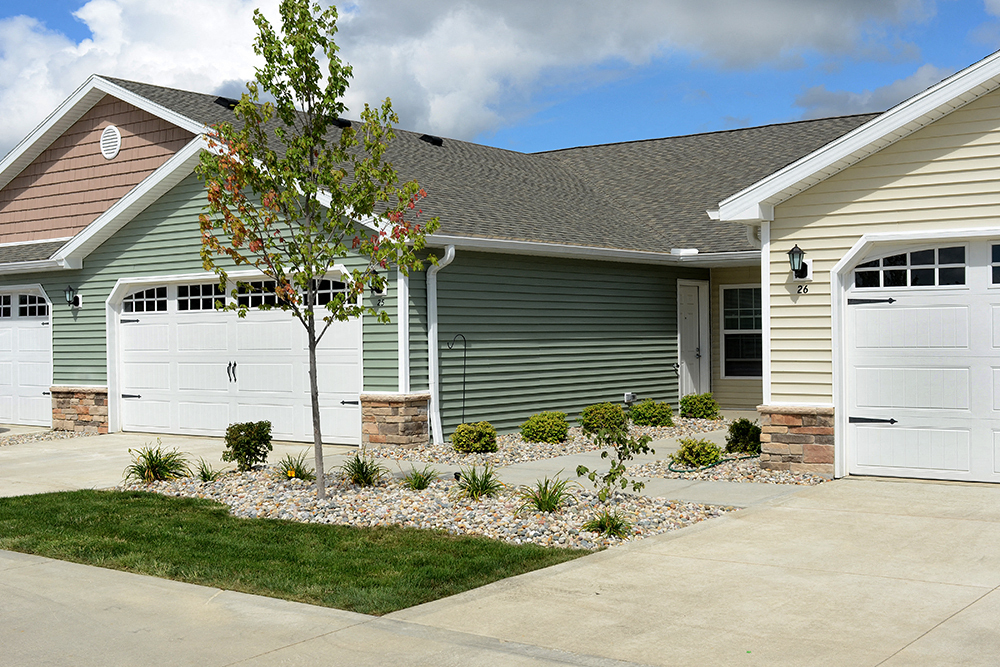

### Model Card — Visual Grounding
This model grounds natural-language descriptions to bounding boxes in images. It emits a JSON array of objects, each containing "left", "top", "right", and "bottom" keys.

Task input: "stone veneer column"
[
  {"left": 50, "top": 386, "right": 109, "bottom": 434},
  {"left": 757, "top": 405, "right": 834, "bottom": 477},
  {"left": 360, "top": 392, "right": 430, "bottom": 448}
]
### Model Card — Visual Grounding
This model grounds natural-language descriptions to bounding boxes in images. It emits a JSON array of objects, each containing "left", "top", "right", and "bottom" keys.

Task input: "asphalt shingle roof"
[
  {"left": 104, "top": 76, "right": 878, "bottom": 256},
  {"left": 0, "top": 239, "right": 67, "bottom": 265}
]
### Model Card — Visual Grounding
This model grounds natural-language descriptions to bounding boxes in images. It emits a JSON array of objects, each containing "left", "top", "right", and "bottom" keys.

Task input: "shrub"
[
  {"left": 628, "top": 399, "right": 674, "bottom": 427},
  {"left": 669, "top": 437, "right": 722, "bottom": 469},
  {"left": 453, "top": 464, "right": 503, "bottom": 501},
  {"left": 123, "top": 441, "right": 191, "bottom": 483},
  {"left": 582, "top": 510, "right": 632, "bottom": 538},
  {"left": 195, "top": 458, "right": 223, "bottom": 482},
  {"left": 726, "top": 418, "right": 762, "bottom": 455},
  {"left": 223, "top": 421, "right": 273, "bottom": 471},
  {"left": 275, "top": 452, "right": 316, "bottom": 481},
  {"left": 580, "top": 402, "right": 626, "bottom": 435},
  {"left": 520, "top": 411, "right": 569, "bottom": 443},
  {"left": 403, "top": 465, "right": 438, "bottom": 491},
  {"left": 450, "top": 421, "right": 498, "bottom": 453},
  {"left": 576, "top": 427, "right": 654, "bottom": 502},
  {"left": 679, "top": 393, "right": 721, "bottom": 420},
  {"left": 515, "top": 475, "right": 577, "bottom": 513},
  {"left": 339, "top": 453, "right": 388, "bottom": 486}
]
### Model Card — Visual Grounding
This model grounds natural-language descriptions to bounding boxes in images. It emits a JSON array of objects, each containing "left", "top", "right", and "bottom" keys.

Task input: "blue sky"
[{"left": 1, "top": 1, "right": 1000, "bottom": 156}]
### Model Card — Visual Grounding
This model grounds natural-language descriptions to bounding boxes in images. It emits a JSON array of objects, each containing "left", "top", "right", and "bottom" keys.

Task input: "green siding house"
[{"left": 0, "top": 75, "right": 872, "bottom": 445}]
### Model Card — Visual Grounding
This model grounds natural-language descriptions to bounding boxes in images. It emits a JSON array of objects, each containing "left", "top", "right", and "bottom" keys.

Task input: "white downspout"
[{"left": 427, "top": 245, "right": 455, "bottom": 445}]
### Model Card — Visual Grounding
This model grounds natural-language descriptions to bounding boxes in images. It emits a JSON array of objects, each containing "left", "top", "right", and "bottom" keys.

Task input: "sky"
[{"left": 2, "top": 1, "right": 1000, "bottom": 158}]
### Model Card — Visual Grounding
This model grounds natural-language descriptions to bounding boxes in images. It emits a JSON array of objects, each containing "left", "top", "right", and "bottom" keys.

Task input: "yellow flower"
[{"left": 287, "top": 469, "right": 295, "bottom": 478}]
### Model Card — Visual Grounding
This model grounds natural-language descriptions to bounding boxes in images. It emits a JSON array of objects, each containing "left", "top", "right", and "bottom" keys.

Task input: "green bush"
[
  {"left": 123, "top": 441, "right": 191, "bottom": 483},
  {"left": 679, "top": 393, "right": 721, "bottom": 420},
  {"left": 725, "top": 418, "right": 762, "bottom": 455},
  {"left": 581, "top": 402, "right": 626, "bottom": 434},
  {"left": 628, "top": 399, "right": 674, "bottom": 427},
  {"left": 669, "top": 437, "right": 722, "bottom": 469},
  {"left": 520, "top": 411, "right": 569, "bottom": 443},
  {"left": 223, "top": 421, "right": 273, "bottom": 471},
  {"left": 450, "top": 421, "right": 498, "bottom": 453}
]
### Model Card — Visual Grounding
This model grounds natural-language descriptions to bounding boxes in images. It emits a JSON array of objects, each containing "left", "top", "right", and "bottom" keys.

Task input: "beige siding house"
[{"left": 716, "top": 48, "right": 1000, "bottom": 483}]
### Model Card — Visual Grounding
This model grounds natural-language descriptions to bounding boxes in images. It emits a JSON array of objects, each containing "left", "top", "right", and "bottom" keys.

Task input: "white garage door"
[
  {"left": 118, "top": 280, "right": 362, "bottom": 444},
  {"left": 846, "top": 241, "right": 1000, "bottom": 482},
  {"left": 0, "top": 292, "right": 52, "bottom": 426}
]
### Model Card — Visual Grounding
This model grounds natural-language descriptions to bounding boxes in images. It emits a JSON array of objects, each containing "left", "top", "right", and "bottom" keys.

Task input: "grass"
[
  {"left": 0, "top": 490, "right": 587, "bottom": 616},
  {"left": 516, "top": 475, "right": 578, "bottom": 513},
  {"left": 453, "top": 464, "right": 504, "bottom": 501},
  {"left": 403, "top": 464, "right": 438, "bottom": 490}
]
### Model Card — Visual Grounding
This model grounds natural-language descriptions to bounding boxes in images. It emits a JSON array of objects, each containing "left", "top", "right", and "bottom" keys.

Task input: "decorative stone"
[
  {"left": 360, "top": 392, "right": 430, "bottom": 448},
  {"left": 50, "top": 386, "right": 109, "bottom": 433},
  {"left": 757, "top": 405, "right": 835, "bottom": 476}
]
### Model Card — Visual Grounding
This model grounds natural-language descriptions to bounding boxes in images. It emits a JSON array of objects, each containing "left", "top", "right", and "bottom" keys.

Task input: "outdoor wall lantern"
[
  {"left": 64, "top": 285, "right": 82, "bottom": 309},
  {"left": 787, "top": 245, "right": 809, "bottom": 280}
]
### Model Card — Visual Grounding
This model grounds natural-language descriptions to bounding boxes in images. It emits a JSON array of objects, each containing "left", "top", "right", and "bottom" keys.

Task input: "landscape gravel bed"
[
  {"left": 0, "top": 430, "right": 98, "bottom": 447},
  {"left": 629, "top": 456, "right": 828, "bottom": 485},
  {"left": 122, "top": 466, "right": 736, "bottom": 550},
  {"left": 377, "top": 417, "right": 732, "bottom": 467}
]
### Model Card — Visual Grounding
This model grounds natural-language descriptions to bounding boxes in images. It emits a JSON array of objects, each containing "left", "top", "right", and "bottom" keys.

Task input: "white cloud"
[
  {"left": 795, "top": 63, "right": 953, "bottom": 118},
  {"left": 0, "top": 0, "right": 940, "bottom": 156},
  {"left": 986, "top": 0, "right": 1000, "bottom": 17}
]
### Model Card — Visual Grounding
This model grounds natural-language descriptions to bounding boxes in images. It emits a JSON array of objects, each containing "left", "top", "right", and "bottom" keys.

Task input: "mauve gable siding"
[{"left": 0, "top": 95, "right": 193, "bottom": 243}]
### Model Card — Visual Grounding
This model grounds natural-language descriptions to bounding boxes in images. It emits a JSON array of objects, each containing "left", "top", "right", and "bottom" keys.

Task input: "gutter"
[
  {"left": 0, "top": 258, "right": 78, "bottom": 276},
  {"left": 426, "top": 234, "right": 758, "bottom": 267},
  {"left": 427, "top": 245, "right": 455, "bottom": 445}
]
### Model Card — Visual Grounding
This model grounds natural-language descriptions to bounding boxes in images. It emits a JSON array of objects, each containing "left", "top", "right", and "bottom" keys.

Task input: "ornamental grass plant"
[{"left": 122, "top": 441, "right": 191, "bottom": 483}]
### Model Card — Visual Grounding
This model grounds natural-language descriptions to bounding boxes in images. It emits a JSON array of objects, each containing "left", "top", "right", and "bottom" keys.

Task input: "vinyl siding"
[
  {"left": 710, "top": 266, "right": 763, "bottom": 409},
  {"left": 434, "top": 251, "right": 707, "bottom": 435},
  {"left": 408, "top": 265, "right": 429, "bottom": 391},
  {"left": 768, "top": 87, "right": 1000, "bottom": 403},
  {"left": 0, "top": 172, "right": 398, "bottom": 389}
]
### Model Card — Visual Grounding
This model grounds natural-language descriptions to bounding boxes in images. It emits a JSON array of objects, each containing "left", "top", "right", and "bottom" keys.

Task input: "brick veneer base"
[
  {"left": 360, "top": 392, "right": 430, "bottom": 448},
  {"left": 51, "top": 386, "right": 109, "bottom": 434},
  {"left": 757, "top": 405, "right": 834, "bottom": 477}
]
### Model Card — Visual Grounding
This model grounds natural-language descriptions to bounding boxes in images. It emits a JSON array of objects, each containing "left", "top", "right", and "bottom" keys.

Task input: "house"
[
  {"left": 715, "top": 48, "right": 1000, "bottom": 484},
  {"left": 0, "top": 73, "right": 872, "bottom": 455}
]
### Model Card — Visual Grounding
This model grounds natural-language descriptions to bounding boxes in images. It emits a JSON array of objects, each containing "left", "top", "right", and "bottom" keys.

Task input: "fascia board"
[
  {"left": 426, "top": 233, "right": 759, "bottom": 267},
  {"left": 718, "top": 50, "right": 1000, "bottom": 223},
  {"left": 0, "top": 259, "right": 65, "bottom": 276},
  {"left": 54, "top": 135, "right": 209, "bottom": 264}
]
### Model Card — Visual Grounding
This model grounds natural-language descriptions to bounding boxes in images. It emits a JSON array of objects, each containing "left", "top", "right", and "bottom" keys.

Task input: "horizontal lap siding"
[
  {"left": 361, "top": 266, "right": 398, "bottom": 392},
  {"left": 710, "top": 266, "right": 763, "bottom": 409},
  {"left": 408, "top": 267, "right": 429, "bottom": 391},
  {"left": 435, "top": 252, "right": 706, "bottom": 435},
  {"left": 769, "top": 88, "right": 1000, "bottom": 404}
]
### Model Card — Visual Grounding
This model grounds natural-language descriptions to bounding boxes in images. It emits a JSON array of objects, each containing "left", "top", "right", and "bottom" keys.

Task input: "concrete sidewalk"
[{"left": 5, "top": 476, "right": 1000, "bottom": 665}]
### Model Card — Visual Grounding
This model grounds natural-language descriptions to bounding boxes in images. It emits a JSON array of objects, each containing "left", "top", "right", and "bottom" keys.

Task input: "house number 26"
[{"left": 797, "top": 285, "right": 808, "bottom": 294}]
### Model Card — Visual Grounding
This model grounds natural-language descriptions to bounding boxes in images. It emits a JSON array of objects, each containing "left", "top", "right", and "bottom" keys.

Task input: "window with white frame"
[
  {"left": 18, "top": 294, "right": 48, "bottom": 317},
  {"left": 311, "top": 278, "right": 348, "bottom": 305},
  {"left": 178, "top": 283, "right": 225, "bottom": 311},
  {"left": 721, "top": 286, "right": 762, "bottom": 378},
  {"left": 855, "top": 246, "right": 966, "bottom": 289},
  {"left": 237, "top": 280, "right": 279, "bottom": 308},
  {"left": 122, "top": 286, "right": 167, "bottom": 313},
  {"left": 0, "top": 295, "right": 10, "bottom": 318}
]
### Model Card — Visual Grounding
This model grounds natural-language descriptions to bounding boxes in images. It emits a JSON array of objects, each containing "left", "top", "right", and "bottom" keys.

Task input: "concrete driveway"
[{"left": 2, "top": 430, "right": 1000, "bottom": 665}]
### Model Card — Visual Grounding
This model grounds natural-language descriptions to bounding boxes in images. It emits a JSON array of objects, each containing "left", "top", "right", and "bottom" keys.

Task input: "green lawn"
[{"left": 0, "top": 490, "right": 588, "bottom": 615}]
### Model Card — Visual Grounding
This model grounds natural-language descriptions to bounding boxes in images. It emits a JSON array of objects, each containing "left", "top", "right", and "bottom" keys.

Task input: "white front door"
[
  {"left": 0, "top": 292, "right": 52, "bottom": 426},
  {"left": 678, "top": 281, "right": 710, "bottom": 396},
  {"left": 846, "top": 241, "right": 1000, "bottom": 482},
  {"left": 118, "top": 281, "right": 362, "bottom": 444}
]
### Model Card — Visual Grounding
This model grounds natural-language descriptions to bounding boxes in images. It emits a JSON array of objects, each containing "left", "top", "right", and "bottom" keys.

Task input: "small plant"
[
  {"left": 195, "top": 458, "right": 224, "bottom": 482},
  {"left": 628, "top": 399, "right": 674, "bottom": 427},
  {"left": 580, "top": 402, "right": 626, "bottom": 434},
  {"left": 453, "top": 464, "right": 503, "bottom": 501},
  {"left": 123, "top": 441, "right": 191, "bottom": 483},
  {"left": 670, "top": 437, "right": 723, "bottom": 469},
  {"left": 222, "top": 421, "right": 273, "bottom": 471},
  {"left": 450, "top": 421, "right": 498, "bottom": 453},
  {"left": 339, "top": 452, "right": 388, "bottom": 486},
  {"left": 576, "top": 427, "right": 654, "bottom": 501},
  {"left": 275, "top": 452, "right": 316, "bottom": 481},
  {"left": 679, "top": 392, "right": 721, "bottom": 419},
  {"left": 582, "top": 510, "right": 632, "bottom": 538},
  {"left": 403, "top": 464, "right": 438, "bottom": 491},
  {"left": 520, "top": 411, "right": 569, "bottom": 443},
  {"left": 515, "top": 474, "right": 577, "bottom": 513},
  {"left": 726, "top": 418, "right": 762, "bottom": 455}
]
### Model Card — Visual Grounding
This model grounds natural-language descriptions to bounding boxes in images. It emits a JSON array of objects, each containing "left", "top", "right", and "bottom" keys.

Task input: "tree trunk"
[{"left": 307, "top": 313, "right": 326, "bottom": 499}]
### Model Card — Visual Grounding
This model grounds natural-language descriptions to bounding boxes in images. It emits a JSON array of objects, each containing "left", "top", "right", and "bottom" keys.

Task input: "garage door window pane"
[
  {"left": 18, "top": 294, "right": 48, "bottom": 317},
  {"left": 938, "top": 247, "right": 965, "bottom": 265},
  {"left": 238, "top": 281, "right": 279, "bottom": 308},
  {"left": 312, "top": 279, "right": 347, "bottom": 306},
  {"left": 939, "top": 267, "right": 965, "bottom": 285},
  {"left": 910, "top": 249, "right": 934, "bottom": 266},
  {"left": 856, "top": 245, "right": 967, "bottom": 289},
  {"left": 0, "top": 295, "right": 9, "bottom": 318},
  {"left": 123, "top": 287, "right": 167, "bottom": 313},
  {"left": 910, "top": 268, "right": 935, "bottom": 286},
  {"left": 855, "top": 271, "right": 880, "bottom": 288},
  {"left": 884, "top": 270, "right": 907, "bottom": 287},
  {"left": 178, "top": 284, "right": 225, "bottom": 311}
]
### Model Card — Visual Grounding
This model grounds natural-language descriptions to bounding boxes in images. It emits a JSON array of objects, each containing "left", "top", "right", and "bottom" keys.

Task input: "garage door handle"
[
  {"left": 341, "top": 400, "right": 359, "bottom": 405},
  {"left": 122, "top": 394, "right": 141, "bottom": 399},
  {"left": 226, "top": 362, "right": 233, "bottom": 382},
  {"left": 120, "top": 318, "right": 139, "bottom": 323},
  {"left": 231, "top": 361, "right": 236, "bottom": 382},
  {"left": 42, "top": 391, "right": 50, "bottom": 395},
  {"left": 847, "top": 298, "right": 896, "bottom": 305},
  {"left": 849, "top": 416, "right": 897, "bottom": 424}
]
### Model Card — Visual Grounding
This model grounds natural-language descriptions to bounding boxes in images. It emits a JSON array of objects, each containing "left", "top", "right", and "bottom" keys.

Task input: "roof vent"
[
  {"left": 333, "top": 118, "right": 352, "bottom": 128},
  {"left": 214, "top": 96, "right": 240, "bottom": 110},
  {"left": 419, "top": 134, "right": 444, "bottom": 147},
  {"left": 100, "top": 125, "right": 121, "bottom": 160}
]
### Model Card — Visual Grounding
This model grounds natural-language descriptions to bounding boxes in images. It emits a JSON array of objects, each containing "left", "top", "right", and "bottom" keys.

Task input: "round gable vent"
[{"left": 100, "top": 125, "right": 122, "bottom": 160}]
